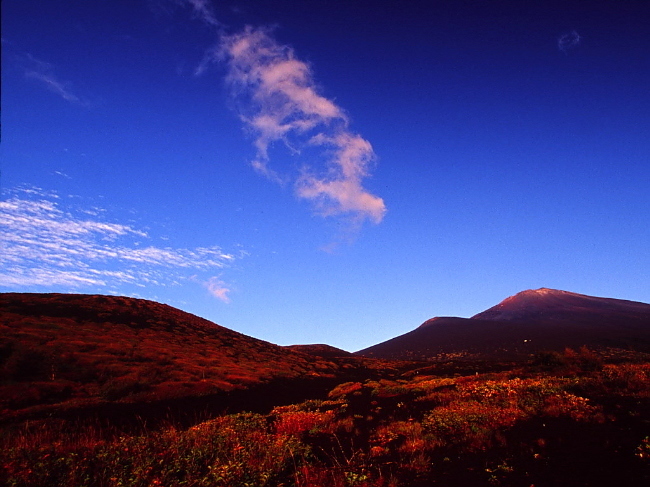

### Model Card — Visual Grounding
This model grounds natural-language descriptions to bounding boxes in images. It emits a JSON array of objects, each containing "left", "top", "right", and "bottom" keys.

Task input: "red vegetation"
[
  {"left": 3, "top": 351, "right": 650, "bottom": 486},
  {"left": 0, "top": 293, "right": 353, "bottom": 422},
  {"left": 2, "top": 291, "right": 650, "bottom": 486},
  {"left": 285, "top": 344, "right": 354, "bottom": 358}
]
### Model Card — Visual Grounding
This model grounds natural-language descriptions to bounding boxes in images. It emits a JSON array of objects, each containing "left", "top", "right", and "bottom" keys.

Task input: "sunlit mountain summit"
[{"left": 356, "top": 288, "right": 650, "bottom": 360}]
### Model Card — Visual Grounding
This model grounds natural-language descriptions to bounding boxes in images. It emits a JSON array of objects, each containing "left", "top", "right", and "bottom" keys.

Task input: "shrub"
[
  {"left": 423, "top": 400, "right": 523, "bottom": 450},
  {"left": 100, "top": 377, "right": 150, "bottom": 401},
  {"left": 2, "top": 346, "right": 51, "bottom": 382},
  {"left": 273, "top": 410, "right": 334, "bottom": 436}
]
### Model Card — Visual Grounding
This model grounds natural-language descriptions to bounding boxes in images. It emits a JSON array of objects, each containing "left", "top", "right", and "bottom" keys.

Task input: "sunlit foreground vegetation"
[{"left": 3, "top": 350, "right": 650, "bottom": 486}]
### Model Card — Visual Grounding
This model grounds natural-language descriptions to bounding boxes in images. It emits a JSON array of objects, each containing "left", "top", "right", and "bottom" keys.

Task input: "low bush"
[{"left": 3, "top": 362, "right": 650, "bottom": 486}]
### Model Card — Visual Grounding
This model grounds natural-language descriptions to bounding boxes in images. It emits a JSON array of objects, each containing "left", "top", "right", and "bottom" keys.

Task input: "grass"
[{"left": 3, "top": 352, "right": 650, "bottom": 486}]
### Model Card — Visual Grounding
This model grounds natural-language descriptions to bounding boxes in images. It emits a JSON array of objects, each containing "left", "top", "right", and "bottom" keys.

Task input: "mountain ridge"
[
  {"left": 3, "top": 288, "right": 650, "bottom": 421},
  {"left": 356, "top": 288, "right": 650, "bottom": 360},
  {"left": 472, "top": 287, "right": 650, "bottom": 322}
]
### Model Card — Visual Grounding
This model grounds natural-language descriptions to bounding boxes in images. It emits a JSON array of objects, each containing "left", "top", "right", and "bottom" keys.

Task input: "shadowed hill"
[
  {"left": 0, "top": 293, "right": 346, "bottom": 422},
  {"left": 284, "top": 344, "right": 354, "bottom": 358},
  {"left": 356, "top": 289, "right": 650, "bottom": 360}
]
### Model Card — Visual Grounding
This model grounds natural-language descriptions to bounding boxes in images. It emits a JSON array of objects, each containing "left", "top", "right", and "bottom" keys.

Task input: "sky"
[{"left": 2, "top": 0, "right": 649, "bottom": 352}]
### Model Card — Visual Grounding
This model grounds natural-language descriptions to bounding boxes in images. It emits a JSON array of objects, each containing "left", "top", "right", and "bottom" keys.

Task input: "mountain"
[
  {"left": 473, "top": 288, "right": 650, "bottom": 323},
  {"left": 0, "top": 293, "right": 344, "bottom": 422},
  {"left": 5, "top": 289, "right": 650, "bottom": 423},
  {"left": 356, "top": 288, "right": 650, "bottom": 360}
]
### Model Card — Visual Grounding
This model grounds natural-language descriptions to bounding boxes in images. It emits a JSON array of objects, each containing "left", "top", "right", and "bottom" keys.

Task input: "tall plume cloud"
[
  {"left": 296, "top": 132, "right": 385, "bottom": 224},
  {"left": 176, "top": 1, "right": 386, "bottom": 226},
  {"left": 219, "top": 27, "right": 386, "bottom": 224}
]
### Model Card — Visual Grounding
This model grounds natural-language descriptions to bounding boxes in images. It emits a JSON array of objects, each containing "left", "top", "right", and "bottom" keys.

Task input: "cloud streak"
[
  {"left": 185, "top": 0, "right": 221, "bottom": 27},
  {"left": 0, "top": 187, "right": 236, "bottom": 298},
  {"left": 218, "top": 27, "right": 386, "bottom": 225},
  {"left": 175, "top": 0, "right": 386, "bottom": 226},
  {"left": 23, "top": 54, "right": 89, "bottom": 106}
]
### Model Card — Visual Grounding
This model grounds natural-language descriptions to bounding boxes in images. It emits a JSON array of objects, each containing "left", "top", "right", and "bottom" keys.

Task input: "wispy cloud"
[
  {"left": 218, "top": 27, "right": 386, "bottom": 225},
  {"left": 204, "top": 276, "right": 231, "bottom": 303},
  {"left": 173, "top": 0, "right": 386, "bottom": 227},
  {"left": 0, "top": 187, "right": 236, "bottom": 299},
  {"left": 558, "top": 31, "right": 581, "bottom": 53},
  {"left": 183, "top": 0, "right": 221, "bottom": 28},
  {"left": 296, "top": 133, "right": 386, "bottom": 224},
  {"left": 25, "top": 71, "right": 85, "bottom": 105},
  {"left": 22, "top": 53, "right": 89, "bottom": 106}
]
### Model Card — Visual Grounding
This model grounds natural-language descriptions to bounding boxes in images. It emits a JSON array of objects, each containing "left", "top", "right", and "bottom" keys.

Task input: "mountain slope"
[
  {"left": 356, "top": 289, "right": 650, "bottom": 360},
  {"left": 473, "top": 288, "right": 650, "bottom": 324},
  {"left": 0, "top": 293, "right": 341, "bottom": 420}
]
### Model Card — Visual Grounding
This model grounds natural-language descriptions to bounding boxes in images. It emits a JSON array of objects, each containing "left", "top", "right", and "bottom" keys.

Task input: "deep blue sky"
[{"left": 2, "top": 0, "right": 649, "bottom": 351}]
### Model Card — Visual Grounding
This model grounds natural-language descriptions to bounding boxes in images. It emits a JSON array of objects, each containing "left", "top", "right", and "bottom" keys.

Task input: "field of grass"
[{"left": 3, "top": 349, "right": 650, "bottom": 486}]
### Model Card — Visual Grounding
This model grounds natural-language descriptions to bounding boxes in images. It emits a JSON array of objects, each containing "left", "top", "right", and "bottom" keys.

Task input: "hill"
[
  {"left": 0, "top": 293, "right": 349, "bottom": 423},
  {"left": 284, "top": 344, "right": 354, "bottom": 358},
  {"left": 356, "top": 288, "right": 650, "bottom": 360}
]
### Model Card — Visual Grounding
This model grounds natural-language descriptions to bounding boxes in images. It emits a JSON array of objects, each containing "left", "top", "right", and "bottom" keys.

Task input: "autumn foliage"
[
  {"left": 3, "top": 353, "right": 650, "bottom": 486},
  {"left": 2, "top": 293, "right": 650, "bottom": 485}
]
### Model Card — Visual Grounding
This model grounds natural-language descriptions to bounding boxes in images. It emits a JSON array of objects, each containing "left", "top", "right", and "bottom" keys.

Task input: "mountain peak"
[
  {"left": 472, "top": 288, "right": 650, "bottom": 322},
  {"left": 357, "top": 289, "right": 650, "bottom": 361},
  {"left": 497, "top": 288, "right": 577, "bottom": 303},
  {"left": 509, "top": 288, "right": 574, "bottom": 299},
  {"left": 526, "top": 287, "right": 560, "bottom": 294},
  {"left": 417, "top": 316, "right": 461, "bottom": 329}
]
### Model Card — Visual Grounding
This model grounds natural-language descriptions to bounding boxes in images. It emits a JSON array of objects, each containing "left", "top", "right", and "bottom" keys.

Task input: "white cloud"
[
  {"left": 221, "top": 27, "right": 347, "bottom": 158},
  {"left": 558, "top": 31, "right": 581, "bottom": 53},
  {"left": 0, "top": 187, "right": 236, "bottom": 298},
  {"left": 218, "top": 27, "right": 386, "bottom": 225},
  {"left": 204, "top": 276, "right": 231, "bottom": 303},
  {"left": 178, "top": 0, "right": 221, "bottom": 28},
  {"left": 25, "top": 71, "right": 84, "bottom": 105},
  {"left": 23, "top": 54, "right": 89, "bottom": 106},
  {"left": 171, "top": 4, "right": 386, "bottom": 227},
  {"left": 296, "top": 133, "right": 385, "bottom": 224}
]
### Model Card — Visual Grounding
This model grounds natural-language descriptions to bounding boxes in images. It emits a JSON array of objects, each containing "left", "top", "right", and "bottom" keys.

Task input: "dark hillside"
[
  {"left": 285, "top": 344, "right": 354, "bottom": 358},
  {"left": 357, "top": 289, "right": 650, "bottom": 360},
  {"left": 0, "top": 293, "right": 348, "bottom": 423}
]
